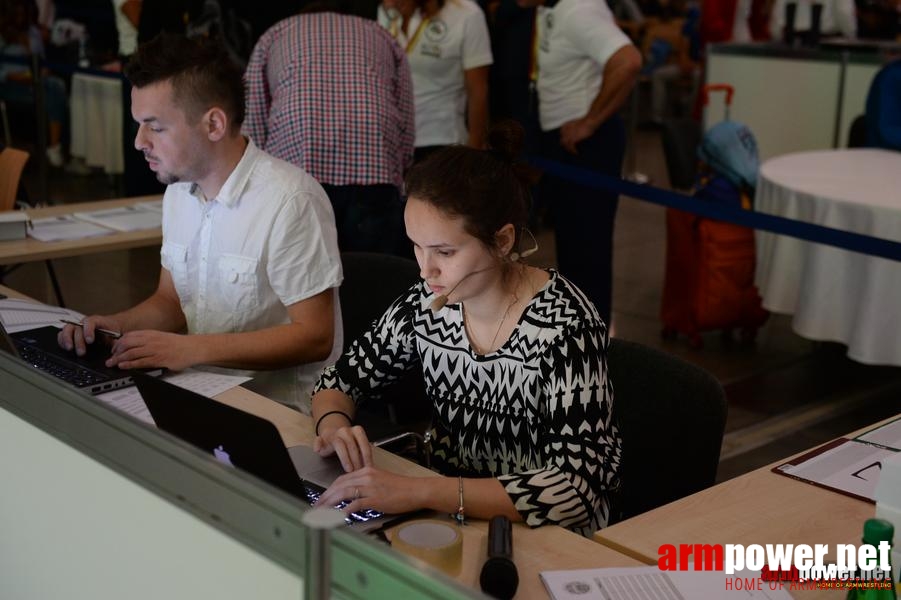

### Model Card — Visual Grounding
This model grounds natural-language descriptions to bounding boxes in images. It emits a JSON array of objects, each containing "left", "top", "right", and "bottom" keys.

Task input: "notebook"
[
  {"left": 134, "top": 373, "right": 400, "bottom": 533},
  {"left": 0, "top": 323, "right": 162, "bottom": 395}
]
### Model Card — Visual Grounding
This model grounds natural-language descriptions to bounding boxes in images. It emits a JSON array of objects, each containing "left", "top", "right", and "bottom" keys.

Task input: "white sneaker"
[{"left": 46, "top": 145, "right": 64, "bottom": 168}]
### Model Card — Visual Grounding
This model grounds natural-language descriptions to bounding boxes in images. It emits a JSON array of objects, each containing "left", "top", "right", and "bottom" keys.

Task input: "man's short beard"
[{"left": 156, "top": 172, "right": 180, "bottom": 185}]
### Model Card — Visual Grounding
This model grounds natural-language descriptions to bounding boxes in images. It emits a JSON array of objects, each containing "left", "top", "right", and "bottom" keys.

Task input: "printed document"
[
  {"left": 73, "top": 205, "right": 161, "bottom": 232},
  {"left": 540, "top": 567, "right": 794, "bottom": 600}
]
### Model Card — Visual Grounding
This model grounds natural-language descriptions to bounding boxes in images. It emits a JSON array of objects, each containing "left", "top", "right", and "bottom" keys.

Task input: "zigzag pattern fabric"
[{"left": 316, "top": 270, "right": 622, "bottom": 536}]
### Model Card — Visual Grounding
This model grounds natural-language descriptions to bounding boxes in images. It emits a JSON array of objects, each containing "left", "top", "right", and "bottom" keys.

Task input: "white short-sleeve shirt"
[
  {"left": 111, "top": 0, "right": 138, "bottom": 56},
  {"left": 160, "top": 139, "right": 343, "bottom": 410},
  {"left": 379, "top": 0, "right": 493, "bottom": 147},
  {"left": 535, "top": 0, "right": 632, "bottom": 131}
]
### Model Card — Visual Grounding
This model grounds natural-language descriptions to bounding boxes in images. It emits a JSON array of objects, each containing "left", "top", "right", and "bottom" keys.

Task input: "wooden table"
[
  {"left": 213, "top": 385, "right": 643, "bottom": 599},
  {"left": 0, "top": 282, "right": 642, "bottom": 599},
  {"left": 593, "top": 417, "right": 899, "bottom": 599},
  {"left": 0, "top": 195, "right": 162, "bottom": 265}
]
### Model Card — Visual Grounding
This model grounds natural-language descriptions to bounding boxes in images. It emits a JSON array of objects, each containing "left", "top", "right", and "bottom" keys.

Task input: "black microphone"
[{"left": 479, "top": 515, "right": 519, "bottom": 600}]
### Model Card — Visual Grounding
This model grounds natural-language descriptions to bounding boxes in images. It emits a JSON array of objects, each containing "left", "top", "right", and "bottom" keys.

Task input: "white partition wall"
[
  {"left": 0, "top": 407, "right": 304, "bottom": 600},
  {"left": 0, "top": 355, "right": 478, "bottom": 600},
  {"left": 705, "top": 43, "right": 886, "bottom": 160}
]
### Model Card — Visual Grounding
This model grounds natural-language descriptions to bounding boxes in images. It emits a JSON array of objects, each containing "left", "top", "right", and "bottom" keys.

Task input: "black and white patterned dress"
[{"left": 315, "top": 270, "right": 622, "bottom": 535}]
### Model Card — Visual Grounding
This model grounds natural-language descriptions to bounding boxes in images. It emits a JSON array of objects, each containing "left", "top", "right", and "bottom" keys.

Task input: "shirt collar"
[{"left": 189, "top": 137, "right": 259, "bottom": 208}]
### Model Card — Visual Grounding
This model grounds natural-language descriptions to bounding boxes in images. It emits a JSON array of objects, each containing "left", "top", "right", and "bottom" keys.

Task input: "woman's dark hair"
[
  {"left": 405, "top": 120, "right": 533, "bottom": 254},
  {"left": 124, "top": 33, "right": 245, "bottom": 130}
]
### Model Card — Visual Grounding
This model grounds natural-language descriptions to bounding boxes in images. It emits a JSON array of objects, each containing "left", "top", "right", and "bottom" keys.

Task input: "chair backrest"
[
  {"left": 0, "top": 147, "right": 30, "bottom": 212},
  {"left": 864, "top": 58, "right": 901, "bottom": 151},
  {"left": 338, "top": 251, "right": 421, "bottom": 349},
  {"left": 338, "top": 252, "right": 430, "bottom": 433},
  {"left": 607, "top": 338, "right": 727, "bottom": 524}
]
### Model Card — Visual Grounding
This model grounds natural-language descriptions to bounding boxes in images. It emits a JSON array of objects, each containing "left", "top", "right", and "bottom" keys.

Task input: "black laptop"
[
  {"left": 134, "top": 373, "right": 399, "bottom": 533},
  {"left": 0, "top": 323, "right": 162, "bottom": 394}
]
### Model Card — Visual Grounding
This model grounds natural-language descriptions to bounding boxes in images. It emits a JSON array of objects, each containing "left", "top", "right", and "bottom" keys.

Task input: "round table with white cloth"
[{"left": 754, "top": 148, "right": 901, "bottom": 365}]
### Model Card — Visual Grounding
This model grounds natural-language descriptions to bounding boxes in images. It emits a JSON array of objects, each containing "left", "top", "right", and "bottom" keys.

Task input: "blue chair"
[{"left": 865, "top": 59, "right": 901, "bottom": 151}]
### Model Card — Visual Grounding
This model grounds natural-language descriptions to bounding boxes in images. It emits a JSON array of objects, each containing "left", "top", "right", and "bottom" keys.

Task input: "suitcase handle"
[{"left": 701, "top": 84, "right": 734, "bottom": 107}]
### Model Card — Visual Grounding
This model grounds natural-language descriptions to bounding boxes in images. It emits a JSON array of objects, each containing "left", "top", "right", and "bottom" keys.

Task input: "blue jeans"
[{"left": 540, "top": 115, "right": 626, "bottom": 325}]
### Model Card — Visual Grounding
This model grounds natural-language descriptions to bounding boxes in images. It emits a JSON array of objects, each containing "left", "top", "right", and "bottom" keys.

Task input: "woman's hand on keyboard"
[{"left": 314, "top": 423, "right": 373, "bottom": 473}]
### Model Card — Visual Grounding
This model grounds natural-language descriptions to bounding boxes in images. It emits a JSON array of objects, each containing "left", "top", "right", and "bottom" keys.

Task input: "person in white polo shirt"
[
  {"left": 379, "top": 0, "right": 493, "bottom": 158},
  {"left": 519, "top": 0, "right": 641, "bottom": 325}
]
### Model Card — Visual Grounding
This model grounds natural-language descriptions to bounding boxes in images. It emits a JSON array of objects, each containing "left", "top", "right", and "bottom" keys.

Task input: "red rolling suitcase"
[{"left": 660, "top": 84, "right": 768, "bottom": 348}]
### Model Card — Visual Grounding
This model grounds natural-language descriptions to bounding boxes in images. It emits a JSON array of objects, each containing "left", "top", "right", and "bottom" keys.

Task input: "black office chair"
[
  {"left": 607, "top": 338, "right": 727, "bottom": 524},
  {"left": 338, "top": 252, "right": 431, "bottom": 454}
]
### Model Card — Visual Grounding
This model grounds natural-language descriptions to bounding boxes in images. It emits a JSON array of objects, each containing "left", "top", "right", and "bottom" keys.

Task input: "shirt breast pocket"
[
  {"left": 216, "top": 254, "right": 260, "bottom": 313},
  {"left": 160, "top": 241, "right": 191, "bottom": 304}
]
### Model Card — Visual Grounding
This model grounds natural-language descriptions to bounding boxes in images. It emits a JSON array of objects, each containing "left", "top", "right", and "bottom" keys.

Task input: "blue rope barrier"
[{"left": 530, "top": 157, "right": 901, "bottom": 263}]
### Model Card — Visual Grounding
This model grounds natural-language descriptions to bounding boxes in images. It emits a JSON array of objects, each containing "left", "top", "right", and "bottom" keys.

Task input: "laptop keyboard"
[
  {"left": 16, "top": 344, "right": 107, "bottom": 388},
  {"left": 303, "top": 483, "right": 384, "bottom": 525}
]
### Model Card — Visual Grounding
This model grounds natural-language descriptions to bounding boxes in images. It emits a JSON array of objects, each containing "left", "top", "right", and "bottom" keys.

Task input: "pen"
[{"left": 59, "top": 319, "right": 122, "bottom": 340}]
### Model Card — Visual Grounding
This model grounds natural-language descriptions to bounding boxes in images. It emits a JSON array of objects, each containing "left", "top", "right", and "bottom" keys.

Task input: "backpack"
[
  {"left": 697, "top": 119, "right": 759, "bottom": 192},
  {"left": 185, "top": 0, "right": 254, "bottom": 68}
]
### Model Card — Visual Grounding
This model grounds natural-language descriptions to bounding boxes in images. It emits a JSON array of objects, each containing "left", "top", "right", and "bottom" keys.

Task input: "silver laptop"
[{"left": 134, "top": 373, "right": 406, "bottom": 533}]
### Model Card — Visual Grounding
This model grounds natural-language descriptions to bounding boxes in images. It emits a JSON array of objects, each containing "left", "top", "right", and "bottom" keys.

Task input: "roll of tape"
[{"left": 391, "top": 520, "right": 463, "bottom": 576}]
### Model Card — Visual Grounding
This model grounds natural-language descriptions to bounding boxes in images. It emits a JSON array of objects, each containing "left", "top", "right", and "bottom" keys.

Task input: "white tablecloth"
[
  {"left": 755, "top": 148, "right": 901, "bottom": 365},
  {"left": 69, "top": 73, "right": 123, "bottom": 174}
]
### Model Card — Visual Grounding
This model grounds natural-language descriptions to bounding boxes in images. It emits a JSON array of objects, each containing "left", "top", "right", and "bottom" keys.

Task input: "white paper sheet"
[
  {"left": 857, "top": 417, "right": 901, "bottom": 450},
  {"left": 135, "top": 199, "right": 163, "bottom": 213},
  {"left": 95, "top": 369, "right": 252, "bottom": 426},
  {"left": 96, "top": 387, "right": 155, "bottom": 425},
  {"left": 540, "top": 567, "right": 794, "bottom": 600},
  {"left": 72, "top": 205, "right": 161, "bottom": 232},
  {"left": 28, "top": 215, "right": 116, "bottom": 242},
  {"left": 0, "top": 299, "right": 85, "bottom": 333},
  {"left": 164, "top": 370, "right": 253, "bottom": 398}
]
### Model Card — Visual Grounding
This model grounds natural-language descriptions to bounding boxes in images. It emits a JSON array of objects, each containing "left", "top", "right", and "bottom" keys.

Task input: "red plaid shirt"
[{"left": 244, "top": 14, "right": 415, "bottom": 188}]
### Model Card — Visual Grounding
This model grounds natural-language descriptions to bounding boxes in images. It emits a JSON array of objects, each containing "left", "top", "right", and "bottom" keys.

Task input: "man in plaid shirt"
[{"left": 244, "top": 7, "right": 415, "bottom": 256}]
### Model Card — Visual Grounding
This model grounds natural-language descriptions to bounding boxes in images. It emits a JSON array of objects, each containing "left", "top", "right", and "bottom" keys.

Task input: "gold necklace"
[{"left": 466, "top": 293, "right": 518, "bottom": 355}]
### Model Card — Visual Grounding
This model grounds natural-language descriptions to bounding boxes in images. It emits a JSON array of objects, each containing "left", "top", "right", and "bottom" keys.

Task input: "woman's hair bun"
[{"left": 487, "top": 119, "right": 525, "bottom": 163}]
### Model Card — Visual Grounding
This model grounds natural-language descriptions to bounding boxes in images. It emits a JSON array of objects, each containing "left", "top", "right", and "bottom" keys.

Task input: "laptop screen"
[{"left": 0, "top": 321, "right": 23, "bottom": 359}]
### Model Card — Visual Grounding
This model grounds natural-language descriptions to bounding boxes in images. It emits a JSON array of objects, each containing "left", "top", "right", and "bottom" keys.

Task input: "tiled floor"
[{"left": 8, "top": 125, "right": 901, "bottom": 486}]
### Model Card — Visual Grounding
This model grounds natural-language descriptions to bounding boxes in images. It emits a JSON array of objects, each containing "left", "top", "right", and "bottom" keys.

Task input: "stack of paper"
[
  {"left": 28, "top": 215, "right": 115, "bottom": 242},
  {"left": 0, "top": 212, "right": 29, "bottom": 241},
  {"left": 0, "top": 298, "right": 85, "bottom": 333},
  {"left": 73, "top": 205, "right": 162, "bottom": 232}
]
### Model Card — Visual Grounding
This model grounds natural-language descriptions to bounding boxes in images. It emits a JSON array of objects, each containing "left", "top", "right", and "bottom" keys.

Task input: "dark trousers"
[
  {"left": 540, "top": 115, "right": 626, "bottom": 325},
  {"left": 321, "top": 184, "right": 408, "bottom": 257}
]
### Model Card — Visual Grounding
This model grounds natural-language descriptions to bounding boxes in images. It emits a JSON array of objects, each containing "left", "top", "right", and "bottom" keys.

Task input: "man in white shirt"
[
  {"left": 58, "top": 34, "right": 343, "bottom": 411},
  {"left": 112, "top": 0, "right": 141, "bottom": 57},
  {"left": 519, "top": 0, "right": 641, "bottom": 324}
]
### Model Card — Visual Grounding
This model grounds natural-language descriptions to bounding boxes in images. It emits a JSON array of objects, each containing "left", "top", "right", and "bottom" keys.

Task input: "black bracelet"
[{"left": 314, "top": 410, "right": 353, "bottom": 436}]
